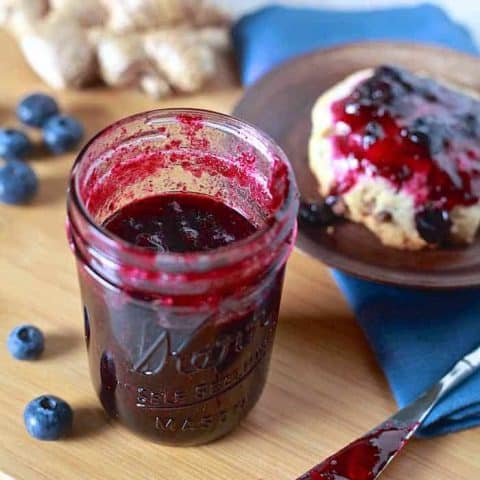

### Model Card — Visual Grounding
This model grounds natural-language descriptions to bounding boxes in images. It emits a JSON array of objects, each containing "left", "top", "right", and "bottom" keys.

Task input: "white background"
[{"left": 216, "top": 0, "right": 480, "bottom": 48}]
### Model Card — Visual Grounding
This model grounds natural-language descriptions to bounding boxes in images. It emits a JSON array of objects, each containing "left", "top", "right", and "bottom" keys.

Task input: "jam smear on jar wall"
[{"left": 330, "top": 65, "right": 480, "bottom": 212}]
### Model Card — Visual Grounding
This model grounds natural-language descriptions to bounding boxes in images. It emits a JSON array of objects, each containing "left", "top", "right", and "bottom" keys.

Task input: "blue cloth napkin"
[
  {"left": 232, "top": 4, "right": 480, "bottom": 436},
  {"left": 333, "top": 272, "right": 480, "bottom": 437},
  {"left": 232, "top": 4, "right": 478, "bottom": 86}
]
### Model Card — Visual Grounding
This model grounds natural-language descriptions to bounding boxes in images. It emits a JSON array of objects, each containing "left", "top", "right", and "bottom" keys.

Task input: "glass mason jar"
[{"left": 67, "top": 109, "right": 299, "bottom": 445}]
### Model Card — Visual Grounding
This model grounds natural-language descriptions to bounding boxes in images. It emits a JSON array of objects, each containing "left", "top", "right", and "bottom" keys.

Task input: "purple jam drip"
[
  {"left": 103, "top": 193, "right": 257, "bottom": 252},
  {"left": 330, "top": 65, "right": 480, "bottom": 212},
  {"left": 298, "top": 423, "right": 416, "bottom": 480}
]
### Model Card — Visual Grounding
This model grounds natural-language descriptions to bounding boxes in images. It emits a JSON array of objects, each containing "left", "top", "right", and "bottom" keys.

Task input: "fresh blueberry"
[
  {"left": 24, "top": 395, "right": 73, "bottom": 441},
  {"left": 0, "top": 128, "right": 32, "bottom": 159},
  {"left": 17, "top": 93, "right": 59, "bottom": 128},
  {"left": 43, "top": 115, "right": 84, "bottom": 154},
  {"left": 7, "top": 325, "right": 44, "bottom": 360},
  {"left": 0, "top": 159, "right": 38, "bottom": 204},
  {"left": 415, "top": 207, "right": 452, "bottom": 245}
]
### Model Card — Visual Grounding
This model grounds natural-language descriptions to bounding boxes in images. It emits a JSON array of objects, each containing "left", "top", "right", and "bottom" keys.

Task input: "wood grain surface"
[
  {"left": 234, "top": 42, "right": 480, "bottom": 289},
  {"left": 0, "top": 32, "right": 478, "bottom": 479}
]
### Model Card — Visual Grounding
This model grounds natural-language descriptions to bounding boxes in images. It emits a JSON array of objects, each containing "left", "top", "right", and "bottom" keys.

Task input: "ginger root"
[
  {"left": 145, "top": 29, "right": 216, "bottom": 93},
  {"left": 196, "top": 27, "right": 231, "bottom": 52},
  {"left": 101, "top": 0, "right": 185, "bottom": 33},
  {"left": 183, "top": 0, "right": 229, "bottom": 27},
  {"left": 0, "top": 0, "right": 48, "bottom": 36},
  {"left": 19, "top": 14, "right": 97, "bottom": 89},
  {"left": 101, "top": 0, "right": 228, "bottom": 33},
  {"left": 49, "top": 0, "right": 108, "bottom": 28},
  {"left": 139, "top": 72, "right": 171, "bottom": 99},
  {"left": 98, "top": 28, "right": 217, "bottom": 97},
  {"left": 95, "top": 32, "right": 172, "bottom": 99},
  {"left": 96, "top": 33, "right": 149, "bottom": 86},
  {"left": 2, "top": 0, "right": 230, "bottom": 98}
]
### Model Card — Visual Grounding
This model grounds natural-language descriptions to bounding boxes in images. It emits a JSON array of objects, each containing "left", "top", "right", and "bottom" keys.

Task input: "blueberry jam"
[
  {"left": 79, "top": 192, "right": 285, "bottom": 445},
  {"left": 330, "top": 65, "right": 480, "bottom": 227},
  {"left": 298, "top": 423, "right": 415, "bottom": 480},
  {"left": 103, "top": 193, "right": 257, "bottom": 252},
  {"left": 68, "top": 110, "right": 298, "bottom": 445}
]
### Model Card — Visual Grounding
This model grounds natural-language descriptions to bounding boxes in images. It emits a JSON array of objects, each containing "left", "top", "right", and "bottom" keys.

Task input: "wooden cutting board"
[{"left": 0, "top": 31, "right": 478, "bottom": 479}]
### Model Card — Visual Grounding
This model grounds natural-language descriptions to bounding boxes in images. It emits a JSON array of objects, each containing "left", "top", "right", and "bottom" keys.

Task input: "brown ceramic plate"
[{"left": 233, "top": 42, "right": 480, "bottom": 289}]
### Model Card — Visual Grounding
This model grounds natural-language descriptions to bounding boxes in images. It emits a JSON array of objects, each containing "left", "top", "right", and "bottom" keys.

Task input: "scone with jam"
[{"left": 308, "top": 65, "right": 480, "bottom": 249}]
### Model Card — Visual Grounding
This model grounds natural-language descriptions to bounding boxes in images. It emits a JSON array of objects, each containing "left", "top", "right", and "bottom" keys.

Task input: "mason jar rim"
[{"left": 68, "top": 108, "right": 298, "bottom": 273}]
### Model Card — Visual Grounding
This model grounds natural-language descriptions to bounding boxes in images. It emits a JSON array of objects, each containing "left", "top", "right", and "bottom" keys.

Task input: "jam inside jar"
[{"left": 67, "top": 109, "right": 299, "bottom": 445}]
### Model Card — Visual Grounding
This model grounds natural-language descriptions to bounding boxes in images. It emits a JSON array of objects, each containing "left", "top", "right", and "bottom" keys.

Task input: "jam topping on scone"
[
  {"left": 308, "top": 65, "right": 480, "bottom": 249},
  {"left": 330, "top": 65, "right": 480, "bottom": 210}
]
